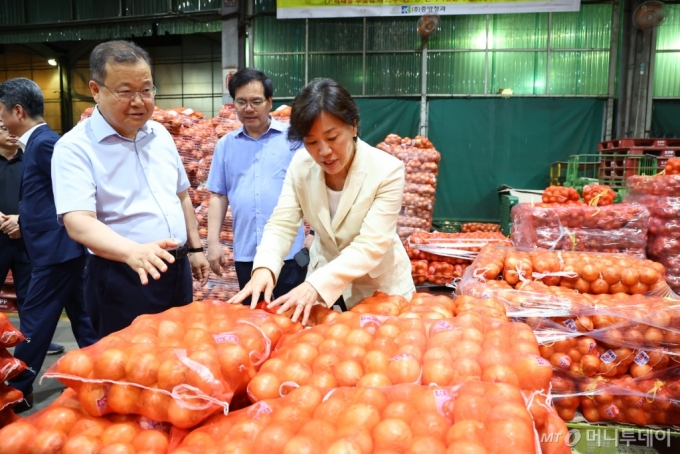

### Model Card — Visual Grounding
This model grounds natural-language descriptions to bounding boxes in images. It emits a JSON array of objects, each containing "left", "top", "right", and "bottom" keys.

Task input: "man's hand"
[
  {"left": 0, "top": 215, "right": 19, "bottom": 235},
  {"left": 124, "top": 238, "right": 178, "bottom": 285},
  {"left": 189, "top": 252, "right": 210, "bottom": 286},
  {"left": 207, "top": 244, "right": 226, "bottom": 276},
  {"left": 8, "top": 230, "right": 21, "bottom": 239},
  {"left": 228, "top": 268, "right": 275, "bottom": 308}
]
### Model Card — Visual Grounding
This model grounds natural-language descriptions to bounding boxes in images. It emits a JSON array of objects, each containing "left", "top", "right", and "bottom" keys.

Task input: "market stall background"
[{"left": 0, "top": 1, "right": 679, "bottom": 224}]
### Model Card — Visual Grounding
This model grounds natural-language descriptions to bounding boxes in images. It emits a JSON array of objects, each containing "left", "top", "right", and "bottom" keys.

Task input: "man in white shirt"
[{"left": 52, "top": 40, "right": 210, "bottom": 337}]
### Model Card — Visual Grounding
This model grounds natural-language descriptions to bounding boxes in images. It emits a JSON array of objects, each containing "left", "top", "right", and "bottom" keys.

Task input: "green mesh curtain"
[
  {"left": 654, "top": 5, "right": 680, "bottom": 98},
  {"left": 429, "top": 98, "right": 605, "bottom": 222}
]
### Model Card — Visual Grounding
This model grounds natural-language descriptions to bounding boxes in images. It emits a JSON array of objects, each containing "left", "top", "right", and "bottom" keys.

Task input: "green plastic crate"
[
  {"left": 564, "top": 154, "right": 657, "bottom": 202},
  {"left": 499, "top": 194, "right": 518, "bottom": 237},
  {"left": 431, "top": 220, "right": 462, "bottom": 233}
]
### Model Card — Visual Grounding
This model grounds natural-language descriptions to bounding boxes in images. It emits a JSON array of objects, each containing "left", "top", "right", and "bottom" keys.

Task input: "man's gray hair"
[
  {"left": 0, "top": 78, "right": 44, "bottom": 119},
  {"left": 90, "top": 40, "right": 152, "bottom": 83}
]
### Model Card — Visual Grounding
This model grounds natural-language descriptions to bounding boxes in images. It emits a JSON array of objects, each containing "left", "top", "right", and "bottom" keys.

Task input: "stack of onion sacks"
[
  {"left": 0, "top": 389, "right": 173, "bottom": 454},
  {"left": 173, "top": 383, "right": 569, "bottom": 454},
  {"left": 44, "top": 301, "right": 303, "bottom": 429},
  {"left": 247, "top": 310, "right": 553, "bottom": 402}
]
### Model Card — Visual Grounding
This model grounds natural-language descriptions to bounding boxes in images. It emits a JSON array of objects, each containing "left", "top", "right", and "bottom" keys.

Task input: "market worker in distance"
[
  {"left": 229, "top": 78, "right": 415, "bottom": 324},
  {"left": 0, "top": 78, "right": 98, "bottom": 413},
  {"left": 52, "top": 40, "right": 210, "bottom": 337},
  {"left": 206, "top": 68, "right": 310, "bottom": 300}
]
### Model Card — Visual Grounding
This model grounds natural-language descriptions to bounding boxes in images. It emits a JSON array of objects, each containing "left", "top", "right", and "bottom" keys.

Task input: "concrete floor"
[{"left": 7, "top": 316, "right": 74, "bottom": 416}]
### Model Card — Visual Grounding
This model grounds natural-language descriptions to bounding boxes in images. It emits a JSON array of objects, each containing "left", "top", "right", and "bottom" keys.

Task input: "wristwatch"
[{"left": 188, "top": 247, "right": 204, "bottom": 253}]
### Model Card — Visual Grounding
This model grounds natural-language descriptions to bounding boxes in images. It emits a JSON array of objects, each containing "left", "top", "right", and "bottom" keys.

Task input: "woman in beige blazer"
[{"left": 229, "top": 78, "right": 415, "bottom": 323}]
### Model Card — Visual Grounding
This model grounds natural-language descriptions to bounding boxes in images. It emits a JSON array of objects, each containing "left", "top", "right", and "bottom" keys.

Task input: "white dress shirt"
[
  {"left": 17, "top": 123, "right": 46, "bottom": 150},
  {"left": 51, "top": 106, "right": 190, "bottom": 248}
]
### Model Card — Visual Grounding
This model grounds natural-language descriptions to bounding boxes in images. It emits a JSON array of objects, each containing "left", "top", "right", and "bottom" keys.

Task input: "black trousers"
[
  {"left": 0, "top": 237, "right": 32, "bottom": 312},
  {"left": 83, "top": 254, "right": 193, "bottom": 337},
  {"left": 235, "top": 259, "right": 308, "bottom": 302},
  {"left": 9, "top": 255, "right": 99, "bottom": 395}
]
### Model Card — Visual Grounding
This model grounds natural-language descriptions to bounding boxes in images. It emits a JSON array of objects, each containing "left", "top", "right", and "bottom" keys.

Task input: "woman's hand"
[
  {"left": 267, "top": 282, "right": 320, "bottom": 325},
  {"left": 227, "top": 268, "right": 275, "bottom": 308}
]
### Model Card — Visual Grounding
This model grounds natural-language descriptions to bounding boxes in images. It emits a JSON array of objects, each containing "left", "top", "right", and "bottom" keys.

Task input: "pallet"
[{"left": 599, "top": 138, "right": 680, "bottom": 151}]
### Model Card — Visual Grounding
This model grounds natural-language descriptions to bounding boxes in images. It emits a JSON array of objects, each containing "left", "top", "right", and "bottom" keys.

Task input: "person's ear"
[
  {"left": 89, "top": 80, "right": 102, "bottom": 103},
  {"left": 13, "top": 104, "right": 24, "bottom": 121}
]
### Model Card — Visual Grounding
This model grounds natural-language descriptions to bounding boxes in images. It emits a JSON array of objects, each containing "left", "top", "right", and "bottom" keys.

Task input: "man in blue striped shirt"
[{"left": 206, "top": 69, "right": 309, "bottom": 302}]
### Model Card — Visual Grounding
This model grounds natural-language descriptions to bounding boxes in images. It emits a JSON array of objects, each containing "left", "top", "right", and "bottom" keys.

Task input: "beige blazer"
[{"left": 252, "top": 138, "right": 415, "bottom": 308}]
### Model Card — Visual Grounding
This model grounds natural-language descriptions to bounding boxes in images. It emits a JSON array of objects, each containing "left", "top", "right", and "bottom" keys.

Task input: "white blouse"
[{"left": 326, "top": 187, "right": 343, "bottom": 220}]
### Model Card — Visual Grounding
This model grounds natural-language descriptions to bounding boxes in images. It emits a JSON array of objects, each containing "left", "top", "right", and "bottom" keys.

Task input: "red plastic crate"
[
  {"left": 599, "top": 138, "right": 680, "bottom": 151},
  {"left": 0, "top": 294, "right": 18, "bottom": 313},
  {"left": 4, "top": 271, "right": 13, "bottom": 285}
]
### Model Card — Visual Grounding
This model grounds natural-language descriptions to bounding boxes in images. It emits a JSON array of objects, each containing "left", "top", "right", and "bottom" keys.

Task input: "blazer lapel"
[
  {"left": 331, "top": 140, "right": 368, "bottom": 231},
  {"left": 19, "top": 125, "right": 48, "bottom": 199},
  {"left": 308, "top": 162, "right": 335, "bottom": 241}
]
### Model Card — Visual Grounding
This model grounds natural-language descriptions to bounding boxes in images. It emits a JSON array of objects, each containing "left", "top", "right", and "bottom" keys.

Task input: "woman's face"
[{"left": 303, "top": 111, "right": 357, "bottom": 177}]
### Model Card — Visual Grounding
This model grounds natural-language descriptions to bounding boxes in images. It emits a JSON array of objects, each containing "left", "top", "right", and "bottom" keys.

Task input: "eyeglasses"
[
  {"left": 94, "top": 80, "right": 157, "bottom": 102},
  {"left": 234, "top": 98, "right": 266, "bottom": 109}
]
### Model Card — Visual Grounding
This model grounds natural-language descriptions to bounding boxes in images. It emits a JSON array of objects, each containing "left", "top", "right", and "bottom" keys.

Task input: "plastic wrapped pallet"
[
  {"left": 511, "top": 203, "right": 650, "bottom": 258},
  {"left": 376, "top": 134, "right": 441, "bottom": 241},
  {"left": 626, "top": 169, "right": 680, "bottom": 293}
]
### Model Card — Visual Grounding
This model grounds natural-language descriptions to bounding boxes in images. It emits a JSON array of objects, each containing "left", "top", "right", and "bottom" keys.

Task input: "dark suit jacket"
[{"left": 19, "top": 124, "right": 85, "bottom": 267}]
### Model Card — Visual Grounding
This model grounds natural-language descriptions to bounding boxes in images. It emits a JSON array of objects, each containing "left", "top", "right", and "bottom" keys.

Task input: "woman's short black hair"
[
  {"left": 287, "top": 78, "right": 359, "bottom": 144},
  {"left": 228, "top": 68, "right": 274, "bottom": 100}
]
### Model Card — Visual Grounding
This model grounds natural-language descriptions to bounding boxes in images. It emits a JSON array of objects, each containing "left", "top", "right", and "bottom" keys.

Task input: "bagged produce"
[
  {"left": 627, "top": 174, "right": 680, "bottom": 293},
  {"left": 582, "top": 184, "right": 616, "bottom": 206},
  {"left": 461, "top": 222, "right": 501, "bottom": 233},
  {"left": 376, "top": 134, "right": 441, "bottom": 241},
  {"left": 172, "top": 382, "right": 568, "bottom": 454},
  {"left": 406, "top": 231, "right": 509, "bottom": 285},
  {"left": 551, "top": 369, "right": 680, "bottom": 426},
  {"left": 461, "top": 245, "right": 672, "bottom": 297},
  {"left": 0, "top": 407, "right": 20, "bottom": 429},
  {"left": 44, "top": 301, "right": 303, "bottom": 428},
  {"left": 0, "top": 349, "right": 27, "bottom": 382},
  {"left": 542, "top": 186, "right": 581, "bottom": 204},
  {"left": 0, "top": 313, "right": 25, "bottom": 348},
  {"left": 0, "top": 388, "right": 174, "bottom": 454},
  {"left": 511, "top": 203, "right": 650, "bottom": 257},
  {"left": 0, "top": 383, "right": 23, "bottom": 413},
  {"left": 350, "top": 292, "right": 506, "bottom": 322},
  {"left": 666, "top": 157, "right": 680, "bottom": 175},
  {"left": 247, "top": 309, "right": 552, "bottom": 402}
]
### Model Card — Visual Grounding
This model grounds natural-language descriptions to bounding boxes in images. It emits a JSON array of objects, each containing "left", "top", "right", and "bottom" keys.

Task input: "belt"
[{"left": 167, "top": 244, "right": 189, "bottom": 261}]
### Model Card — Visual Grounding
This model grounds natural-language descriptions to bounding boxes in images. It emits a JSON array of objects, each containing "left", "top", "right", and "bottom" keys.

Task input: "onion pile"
[
  {"left": 511, "top": 203, "right": 650, "bottom": 257},
  {"left": 172, "top": 382, "right": 568, "bottom": 454},
  {"left": 627, "top": 174, "right": 680, "bottom": 293},
  {"left": 376, "top": 134, "right": 441, "bottom": 240},
  {"left": 44, "top": 301, "right": 303, "bottom": 428},
  {"left": 247, "top": 309, "right": 552, "bottom": 403}
]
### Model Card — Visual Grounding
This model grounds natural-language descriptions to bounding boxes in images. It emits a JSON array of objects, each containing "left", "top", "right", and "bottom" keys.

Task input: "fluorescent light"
[{"left": 48, "top": 59, "right": 57, "bottom": 66}]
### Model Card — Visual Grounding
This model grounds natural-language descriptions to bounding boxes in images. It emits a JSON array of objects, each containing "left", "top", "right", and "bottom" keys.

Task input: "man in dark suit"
[
  {"left": 0, "top": 78, "right": 99, "bottom": 413},
  {"left": 0, "top": 120, "right": 66, "bottom": 357}
]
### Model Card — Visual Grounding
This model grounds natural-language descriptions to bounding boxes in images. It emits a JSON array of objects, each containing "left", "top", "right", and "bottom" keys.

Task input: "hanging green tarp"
[
  {"left": 652, "top": 101, "right": 680, "bottom": 138},
  {"left": 429, "top": 98, "right": 604, "bottom": 222},
  {"left": 273, "top": 97, "right": 421, "bottom": 147},
  {"left": 355, "top": 98, "right": 421, "bottom": 147}
]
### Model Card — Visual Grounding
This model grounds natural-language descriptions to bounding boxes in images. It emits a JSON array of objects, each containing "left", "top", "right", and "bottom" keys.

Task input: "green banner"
[
  {"left": 428, "top": 98, "right": 604, "bottom": 222},
  {"left": 356, "top": 98, "right": 421, "bottom": 147},
  {"left": 277, "top": 0, "right": 580, "bottom": 18}
]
